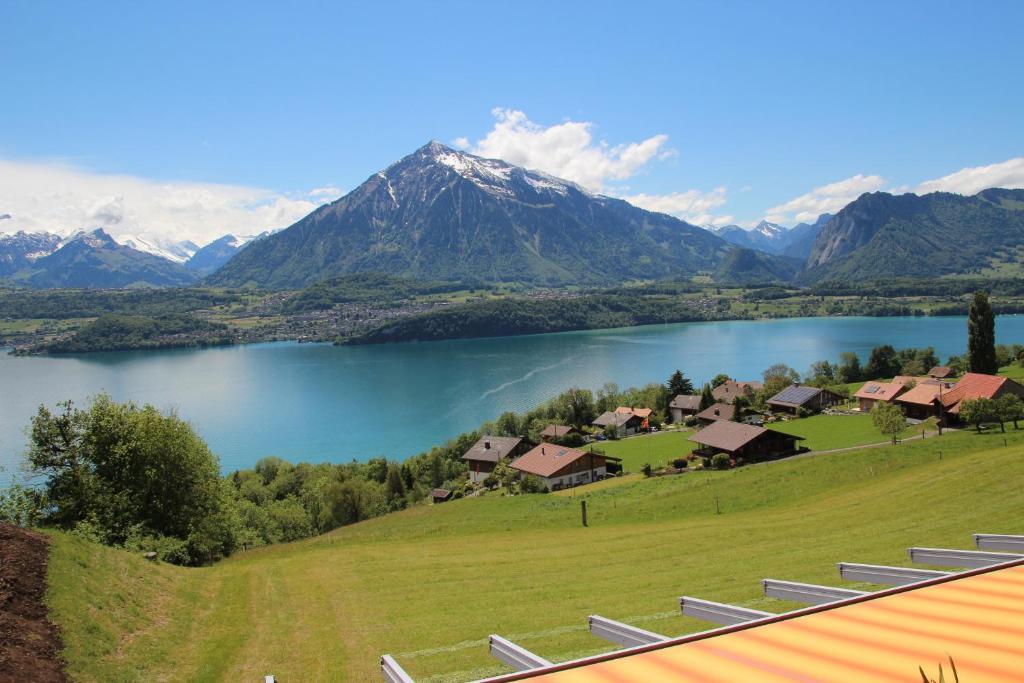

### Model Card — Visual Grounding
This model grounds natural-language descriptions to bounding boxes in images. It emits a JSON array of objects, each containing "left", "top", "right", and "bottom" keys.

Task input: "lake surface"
[{"left": 3, "top": 315, "right": 1024, "bottom": 481}]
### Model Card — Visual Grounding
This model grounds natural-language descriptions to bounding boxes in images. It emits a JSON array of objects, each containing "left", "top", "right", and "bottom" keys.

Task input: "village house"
[
  {"left": 895, "top": 382, "right": 948, "bottom": 421},
  {"left": 712, "top": 380, "right": 763, "bottom": 404},
  {"left": 696, "top": 402, "right": 736, "bottom": 426},
  {"left": 939, "top": 373, "right": 1024, "bottom": 423},
  {"left": 540, "top": 424, "right": 578, "bottom": 442},
  {"left": 927, "top": 366, "right": 955, "bottom": 379},
  {"left": 689, "top": 420, "right": 804, "bottom": 461},
  {"left": 668, "top": 395, "right": 702, "bottom": 422},
  {"left": 766, "top": 385, "right": 844, "bottom": 415},
  {"left": 461, "top": 435, "right": 526, "bottom": 484},
  {"left": 509, "top": 443, "right": 614, "bottom": 491},
  {"left": 592, "top": 410, "right": 643, "bottom": 436},
  {"left": 854, "top": 381, "right": 909, "bottom": 412}
]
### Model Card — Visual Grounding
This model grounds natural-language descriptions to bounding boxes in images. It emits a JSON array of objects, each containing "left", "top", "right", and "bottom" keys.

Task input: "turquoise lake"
[{"left": 3, "top": 315, "right": 1024, "bottom": 480}]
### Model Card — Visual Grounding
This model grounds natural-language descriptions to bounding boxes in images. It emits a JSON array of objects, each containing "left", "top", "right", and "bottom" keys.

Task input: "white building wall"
[{"left": 540, "top": 466, "right": 607, "bottom": 491}]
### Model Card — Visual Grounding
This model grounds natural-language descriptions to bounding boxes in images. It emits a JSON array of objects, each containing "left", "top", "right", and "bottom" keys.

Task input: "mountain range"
[
  {"left": 3, "top": 142, "right": 1024, "bottom": 290},
  {"left": 711, "top": 215, "right": 831, "bottom": 260}
]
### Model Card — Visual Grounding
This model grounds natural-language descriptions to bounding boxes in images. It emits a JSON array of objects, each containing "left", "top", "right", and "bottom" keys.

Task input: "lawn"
[
  {"left": 583, "top": 429, "right": 694, "bottom": 472},
  {"left": 768, "top": 412, "right": 928, "bottom": 451},
  {"left": 45, "top": 427, "right": 1024, "bottom": 682}
]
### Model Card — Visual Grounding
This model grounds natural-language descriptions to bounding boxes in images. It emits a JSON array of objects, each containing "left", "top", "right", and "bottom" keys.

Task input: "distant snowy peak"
[
  {"left": 409, "top": 141, "right": 588, "bottom": 198},
  {"left": 753, "top": 220, "right": 786, "bottom": 239},
  {"left": 115, "top": 234, "right": 199, "bottom": 263}
]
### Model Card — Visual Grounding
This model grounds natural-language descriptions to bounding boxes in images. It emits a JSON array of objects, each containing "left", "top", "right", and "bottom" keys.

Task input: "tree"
[
  {"left": 732, "top": 395, "right": 751, "bottom": 421},
  {"left": 26, "top": 394, "right": 236, "bottom": 565},
  {"left": 997, "top": 394, "right": 1024, "bottom": 430},
  {"left": 666, "top": 370, "right": 695, "bottom": 396},
  {"left": 806, "top": 360, "right": 837, "bottom": 387},
  {"left": 710, "top": 374, "right": 731, "bottom": 389},
  {"left": 699, "top": 383, "right": 715, "bottom": 411},
  {"left": 837, "top": 352, "right": 862, "bottom": 383},
  {"left": 871, "top": 401, "right": 906, "bottom": 445},
  {"left": 865, "top": 345, "right": 901, "bottom": 379},
  {"left": 385, "top": 464, "right": 406, "bottom": 507},
  {"left": 762, "top": 363, "right": 799, "bottom": 398},
  {"left": 958, "top": 397, "right": 997, "bottom": 433},
  {"left": 968, "top": 291, "right": 998, "bottom": 374}
]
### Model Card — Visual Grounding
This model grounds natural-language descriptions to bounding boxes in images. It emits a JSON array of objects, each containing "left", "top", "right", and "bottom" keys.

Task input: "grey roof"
[
  {"left": 669, "top": 395, "right": 702, "bottom": 410},
  {"left": 592, "top": 411, "right": 635, "bottom": 428},
  {"left": 462, "top": 435, "right": 523, "bottom": 464},
  {"left": 767, "top": 385, "right": 824, "bottom": 407}
]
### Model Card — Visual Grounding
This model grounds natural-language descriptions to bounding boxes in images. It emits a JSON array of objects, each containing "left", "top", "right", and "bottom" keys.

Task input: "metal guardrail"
[
  {"left": 381, "top": 654, "right": 415, "bottom": 683},
  {"left": 489, "top": 635, "right": 552, "bottom": 671},
  {"left": 974, "top": 533, "right": 1024, "bottom": 552},
  {"left": 679, "top": 596, "right": 772, "bottom": 625},
  {"left": 837, "top": 562, "right": 951, "bottom": 585},
  {"left": 762, "top": 579, "right": 868, "bottom": 605},
  {"left": 908, "top": 546, "right": 1023, "bottom": 568},
  {"left": 588, "top": 615, "right": 668, "bottom": 647}
]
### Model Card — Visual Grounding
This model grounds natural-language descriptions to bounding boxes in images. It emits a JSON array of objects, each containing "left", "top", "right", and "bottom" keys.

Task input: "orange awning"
[{"left": 509, "top": 560, "right": 1024, "bottom": 682}]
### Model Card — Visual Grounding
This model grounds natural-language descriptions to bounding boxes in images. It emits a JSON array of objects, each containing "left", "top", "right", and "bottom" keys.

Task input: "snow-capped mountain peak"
[
  {"left": 753, "top": 220, "right": 786, "bottom": 239},
  {"left": 115, "top": 234, "right": 199, "bottom": 263}
]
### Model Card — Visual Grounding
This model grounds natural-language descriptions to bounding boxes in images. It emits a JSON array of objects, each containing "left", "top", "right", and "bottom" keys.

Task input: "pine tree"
[
  {"left": 666, "top": 370, "right": 695, "bottom": 396},
  {"left": 968, "top": 291, "right": 997, "bottom": 374}
]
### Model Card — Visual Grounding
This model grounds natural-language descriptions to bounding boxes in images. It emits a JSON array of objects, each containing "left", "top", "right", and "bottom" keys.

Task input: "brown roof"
[
  {"left": 431, "top": 488, "right": 451, "bottom": 499},
  {"left": 669, "top": 395, "right": 702, "bottom": 411},
  {"left": 696, "top": 403, "right": 736, "bottom": 422},
  {"left": 540, "top": 424, "right": 576, "bottom": 438},
  {"left": 927, "top": 366, "right": 954, "bottom": 379},
  {"left": 461, "top": 435, "right": 523, "bottom": 464},
  {"left": 509, "top": 444, "right": 596, "bottom": 478},
  {"left": 689, "top": 421, "right": 802, "bottom": 453},
  {"left": 712, "top": 380, "right": 762, "bottom": 403},
  {"left": 854, "top": 381, "right": 908, "bottom": 402},
  {"left": 895, "top": 382, "right": 945, "bottom": 406}
]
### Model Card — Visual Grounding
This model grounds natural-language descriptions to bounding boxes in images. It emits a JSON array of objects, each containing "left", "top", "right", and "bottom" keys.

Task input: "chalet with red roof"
[{"left": 854, "top": 381, "right": 909, "bottom": 412}]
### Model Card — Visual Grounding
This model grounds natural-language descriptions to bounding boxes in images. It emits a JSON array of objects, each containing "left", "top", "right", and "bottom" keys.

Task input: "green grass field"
[
  {"left": 584, "top": 429, "right": 694, "bottom": 471},
  {"left": 44, "top": 427, "right": 1024, "bottom": 682},
  {"left": 768, "top": 413, "right": 929, "bottom": 451}
]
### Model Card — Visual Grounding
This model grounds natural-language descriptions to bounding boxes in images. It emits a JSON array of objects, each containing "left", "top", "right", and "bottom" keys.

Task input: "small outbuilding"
[
  {"left": 431, "top": 488, "right": 452, "bottom": 504},
  {"left": 669, "top": 395, "right": 702, "bottom": 422},
  {"left": 689, "top": 420, "right": 803, "bottom": 461},
  {"left": 927, "top": 366, "right": 955, "bottom": 379},
  {"left": 462, "top": 435, "right": 525, "bottom": 484},
  {"left": 766, "top": 385, "right": 844, "bottom": 415}
]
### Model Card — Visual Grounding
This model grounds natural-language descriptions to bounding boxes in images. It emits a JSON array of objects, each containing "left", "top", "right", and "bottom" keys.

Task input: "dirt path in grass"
[{"left": 0, "top": 523, "right": 66, "bottom": 683}]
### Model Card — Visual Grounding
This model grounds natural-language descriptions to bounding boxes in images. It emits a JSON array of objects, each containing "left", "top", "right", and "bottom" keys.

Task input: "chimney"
[
  {"left": 541, "top": 447, "right": 546, "bottom": 455},
  {"left": 484, "top": 440, "right": 491, "bottom": 449}
]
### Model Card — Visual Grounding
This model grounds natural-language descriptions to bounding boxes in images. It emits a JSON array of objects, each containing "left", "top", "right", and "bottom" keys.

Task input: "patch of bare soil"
[{"left": 0, "top": 523, "right": 66, "bottom": 683}]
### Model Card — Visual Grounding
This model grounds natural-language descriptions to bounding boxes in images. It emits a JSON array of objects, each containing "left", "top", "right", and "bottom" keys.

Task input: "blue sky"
[{"left": 1, "top": 0, "right": 1022, "bottom": 246}]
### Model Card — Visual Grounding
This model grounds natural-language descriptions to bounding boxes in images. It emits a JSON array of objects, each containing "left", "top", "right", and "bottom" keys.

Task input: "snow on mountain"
[{"left": 115, "top": 234, "right": 199, "bottom": 263}]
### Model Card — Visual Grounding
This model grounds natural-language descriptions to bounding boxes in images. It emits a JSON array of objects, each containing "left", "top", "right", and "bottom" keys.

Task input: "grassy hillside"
[{"left": 46, "top": 428, "right": 1024, "bottom": 682}]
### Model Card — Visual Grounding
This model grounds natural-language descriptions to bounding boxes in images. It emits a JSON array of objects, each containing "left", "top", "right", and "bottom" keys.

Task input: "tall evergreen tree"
[
  {"left": 699, "top": 383, "right": 715, "bottom": 411},
  {"left": 968, "top": 291, "right": 998, "bottom": 374},
  {"left": 666, "top": 370, "right": 695, "bottom": 396}
]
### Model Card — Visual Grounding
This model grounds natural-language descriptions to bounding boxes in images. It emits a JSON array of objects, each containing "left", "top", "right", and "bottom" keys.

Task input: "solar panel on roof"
[
  {"left": 865, "top": 386, "right": 880, "bottom": 394},
  {"left": 772, "top": 385, "right": 821, "bottom": 404}
]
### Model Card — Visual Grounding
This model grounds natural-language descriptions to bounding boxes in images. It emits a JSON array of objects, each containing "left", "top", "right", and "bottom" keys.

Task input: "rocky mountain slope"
[
  {"left": 207, "top": 142, "right": 731, "bottom": 288},
  {"left": 801, "top": 189, "right": 1024, "bottom": 282}
]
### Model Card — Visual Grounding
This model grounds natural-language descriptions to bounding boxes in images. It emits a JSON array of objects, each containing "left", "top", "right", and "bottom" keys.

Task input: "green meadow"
[{"left": 46, "top": 426, "right": 1024, "bottom": 682}]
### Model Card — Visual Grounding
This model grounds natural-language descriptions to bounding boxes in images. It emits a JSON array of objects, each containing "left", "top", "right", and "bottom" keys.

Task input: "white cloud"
[
  {"left": 452, "top": 136, "right": 470, "bottom": 150},
  {"left": 466, "top": 108, "right": 671, "bottom": 192},
  {"left": 620, "top": 187, "right": 732, "bottom": 226},
  {"left": 0, "top": 158, "right": 328, "bottom": 247},
  {"left": 764, "top": 174, "right": 886, "bottom": 224},
  {"left": 307, "top": 186, "right": 343, "bottom": 200},
  {"left": 916, "top": 157, "right": 1024, "bottom": 195}
]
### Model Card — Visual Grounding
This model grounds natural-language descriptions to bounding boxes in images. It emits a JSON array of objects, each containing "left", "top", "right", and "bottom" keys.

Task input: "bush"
[
  {"left": 641, "top": 463, "right": 653, "bottom": 477},
  {"left": 482, "top": 474, "right": 499, "bottom": 489},
  {"left": 519, "top": 475, "right": 546, "bottom": 494},
  {"left": 672, "top": 458, "right": 688, "bottom": 469},
  {"left": 711, "top": 453, "right": 731, "bottom": 470}
]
